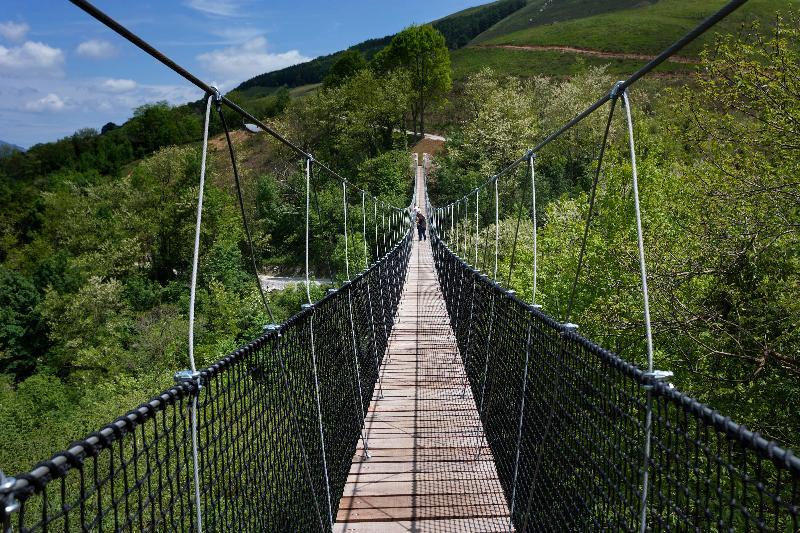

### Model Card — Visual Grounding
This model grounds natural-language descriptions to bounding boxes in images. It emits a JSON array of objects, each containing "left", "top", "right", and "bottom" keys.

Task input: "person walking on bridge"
[{"left": 416, "top": 212, "right": 427, "bottom": 241}]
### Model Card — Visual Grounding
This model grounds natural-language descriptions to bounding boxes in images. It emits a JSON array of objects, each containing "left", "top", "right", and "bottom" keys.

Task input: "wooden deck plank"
[{"left": 336, "top": 164, "right": 511, "bottom": 531}]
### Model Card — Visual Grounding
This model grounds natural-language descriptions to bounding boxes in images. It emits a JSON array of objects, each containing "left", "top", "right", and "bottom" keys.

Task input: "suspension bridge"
[{"left": 1, "top": 0, "right": 799, "bottom": 531}]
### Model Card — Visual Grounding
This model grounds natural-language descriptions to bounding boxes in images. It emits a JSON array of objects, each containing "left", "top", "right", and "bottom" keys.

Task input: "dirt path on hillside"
[{"left": 475, "top": 44, "right": 698, "bottom": 64}]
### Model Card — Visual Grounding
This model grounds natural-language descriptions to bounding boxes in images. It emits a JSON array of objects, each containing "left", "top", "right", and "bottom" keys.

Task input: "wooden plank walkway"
[{"left": 335, "top": 163, "right": 512, "bottom": 532}]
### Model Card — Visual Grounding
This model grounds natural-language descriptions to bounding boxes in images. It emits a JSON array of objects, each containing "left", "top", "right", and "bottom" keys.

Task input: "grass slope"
[
  {"left": 450, "top": 0, "right": 794, "bottom": 80},
  {"left": 477, "top": 0, "right": 796, "bottom": 55},
  {"left": 471, "top": 0, "right": 654, "bottom": 44}
]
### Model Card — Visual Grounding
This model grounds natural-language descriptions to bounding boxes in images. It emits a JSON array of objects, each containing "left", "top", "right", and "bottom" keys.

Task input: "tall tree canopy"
[
  {"left": 323, "top": 49, "right": 368, "bottom": 88},
  {"left": 373, "top": 24, "right": 452, "bottom": 137}
]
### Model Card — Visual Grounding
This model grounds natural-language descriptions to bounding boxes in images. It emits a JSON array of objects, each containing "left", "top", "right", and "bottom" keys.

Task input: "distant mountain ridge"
[
  {"left": 235, "top": 0, "right": 787, "bottom": 91},
  {"left": 0, "top": 140, "right": 25, "bottom": 155},
  {"left": 235, "top": 0, "right": 526, "bottom": 92}
]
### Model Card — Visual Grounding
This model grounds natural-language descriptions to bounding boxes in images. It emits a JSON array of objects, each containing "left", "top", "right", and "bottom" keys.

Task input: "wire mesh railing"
[
  {"left": 430, "top": 234, "right": 800, "bottom": 531},
  {"left": 0, "top": 230, "right": 412, "bottom": 532}
]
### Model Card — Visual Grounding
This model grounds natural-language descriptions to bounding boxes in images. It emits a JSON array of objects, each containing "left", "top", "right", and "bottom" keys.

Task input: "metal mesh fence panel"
[
  {"left": 1, "top": 231, "right": 412, "bottom": 532},
  {"left": 430, "top": 234, "right": 800, "bottom": 532}
]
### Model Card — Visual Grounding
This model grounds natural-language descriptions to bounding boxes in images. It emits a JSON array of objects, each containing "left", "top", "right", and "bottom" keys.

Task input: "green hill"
[
  {"left": 449, "top": 0, "right": 796, "bottom": 79},
  {"left": 237, "top": 0, "right": 795, "bottom": 93},
  {"left": 236, "top": 0, "right": 526, "bottom": 92}
]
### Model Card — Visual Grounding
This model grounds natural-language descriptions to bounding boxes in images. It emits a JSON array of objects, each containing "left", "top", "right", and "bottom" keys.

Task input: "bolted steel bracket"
[
  {"left": 610, "top": 80, "right": 626, "bottom": 100},
  {"left": 174, "top": 369, "right": 202, "bottom": 391},
  {"left": 0, "top": 471, "right": 20, "bottom": 518},
  {"left": 643, "top": 370, "right": 674, "bottom": 391}
]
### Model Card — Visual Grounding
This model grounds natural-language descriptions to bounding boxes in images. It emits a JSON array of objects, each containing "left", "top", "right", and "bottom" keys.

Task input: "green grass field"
[
  {"left": 450, "top": 46, "right": 693, "bottom": 81},
  {"left": 472, "top": 0, "right": 654, "bottom": 44},
  {"left": 477, "top": 0, "right": 796, "bottom": 56}
]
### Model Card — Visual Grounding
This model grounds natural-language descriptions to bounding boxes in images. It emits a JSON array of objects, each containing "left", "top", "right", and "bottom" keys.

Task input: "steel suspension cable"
[
  {"left": 303, "top": 156, "right": 334, "bottom": 529},
  {"left": 186, "top": 92, "right": 213, "bottom": 533},
  {"left": 494, "top": 177, "right": 500, "bottom": 280},
  {"left": 565, "top": 96, "right": 618, "bottom": 323},
  {"left": 509, "top": 322, "right": 533, "bottom": 531},
  {"left": 621, "top": 90, "right": 656, "bottom": 533},
  {"left": 217, "top": 104, "right": 275, "bottom": 323},
  {"left": 506, "top": 168, "right": 526, "bottom": 288},
  {"left": 362, "top": 192, "right": 369, "bottom": 268},
  {"left": 531, "top": 154, "right": 538, "bottom": 305},
  {"left": 475, "top": 189, "right": 479, "bottom": 265},
  {"left": 342, "top": 182, "right": 370, "bottom": 457}
]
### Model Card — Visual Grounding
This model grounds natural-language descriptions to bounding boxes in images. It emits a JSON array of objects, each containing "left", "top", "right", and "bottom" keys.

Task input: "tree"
[
  {"left": 323, "top": 49, "right": 367, "bottom": 89},
  {"left": 373, "top": 24, "right": 451, "bottom": 137}
]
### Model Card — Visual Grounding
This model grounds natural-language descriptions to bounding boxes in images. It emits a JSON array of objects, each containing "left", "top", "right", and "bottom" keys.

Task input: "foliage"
[
  {"left": 435, "top": 15, "right": 800, "bottom": 448},
  {"left": 432, "top": 66, "right": 614, "bottom": 206},
  {"left": 323, "top": 49, "right": 368, "bottom": 88},
  {"left": 373, "top": 25, "right": 452, "bottom": 136},
  {"left": 285, "top": 69, "right": 411, "bottom": 172},
  {"left": 433, "top": 0, "right": 526, "bottom": 49}
]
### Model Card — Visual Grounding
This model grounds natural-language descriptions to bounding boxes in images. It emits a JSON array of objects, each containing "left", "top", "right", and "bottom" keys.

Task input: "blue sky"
[{"left": 0, "top": 0, "right": 487, "bottom": 148}]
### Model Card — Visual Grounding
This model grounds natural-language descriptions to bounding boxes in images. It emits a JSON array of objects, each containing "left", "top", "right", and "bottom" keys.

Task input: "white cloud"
[
  {"left": 0, "top": 21, "right": 29, "bottom": 42},
  {"left": 76, "top": 39, "right": 116, "bottom": 58},
  {"left": 184, "top": 0, "right": 244, "bottom": 17},
  {"left": 24, "top": 93, "right": 69, "bottom": 112},
  {"left": 210, "top": 27, "right": 264, "bottom": 44},
  {"left": 197, "top": 37, "right": 310, "bottom": 85},
  {"left": 0, "top": 41, "right": 64, "bottom": 76},
  {"left": 101, "top": 78, "right": 137, "bottom": 92}
]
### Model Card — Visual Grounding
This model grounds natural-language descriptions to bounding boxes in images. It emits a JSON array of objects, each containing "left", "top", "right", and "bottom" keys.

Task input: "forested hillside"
[{"left": 236, "top": 0, "right": 525, "bottom": 92}]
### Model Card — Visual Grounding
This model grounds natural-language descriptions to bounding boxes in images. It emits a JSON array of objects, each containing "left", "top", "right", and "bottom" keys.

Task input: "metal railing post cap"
[
  {"left": 301, "top": 303, "right": 314, "bottom": 310},
  {"left": 263, "top": 324, "right": 280, "bottom": 333},
  {"left": 563, "top": 322, "right": 579, "bottom": 331}
]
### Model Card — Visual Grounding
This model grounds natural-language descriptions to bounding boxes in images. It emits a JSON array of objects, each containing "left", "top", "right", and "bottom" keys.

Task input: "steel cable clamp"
[
  {"left": 0, "top": 470, "right": 20, "bottom": 519},
  {"left": 174, "top": 369, "right": 203, "bottom": 391},
  {"left": 642, "top": 370, "right": 674, "bottom": 391}
]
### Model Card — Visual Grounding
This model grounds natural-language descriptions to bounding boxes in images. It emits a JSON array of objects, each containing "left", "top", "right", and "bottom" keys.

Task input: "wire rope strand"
[
  {"left": 494, "top": 177, "right": 499, "bottom": 281},
  {"left": 509, "top": 321, "right": 533, "bottom": 531},
  {"left": 622, "top": 90, "right": 656, "bottom": 533},
  {"left": 308, "top": 311, "right": 334, "bottom": 529},
  {"left": 474, "top": 189, "right": 479, "bottom": 266},
  {"left": 187, "top": 92, "right": 213, "bottom": 533},
  {"left": 343, "top": 182, "right": 350, "bottom": 281},
  {"left": 217, "top": 105, "right": 274, "bottom": 322},
  {"left": 304, "top": 158, "right": 333, "bottom": 529},
  {"left": 565, "top": 97, "right": 618, "bottom": 322},
  {"left": 305, "top": 157, "right": 313, "bottom": 304},
  {"left": 342, "top": 181, "right": 370, "bottom": 458},
  {"left": 531, "top": 153, "right": 538, "bottom": 305},
  {"left": 362, "top": 192, "right": 369, "bottom": 269}
]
